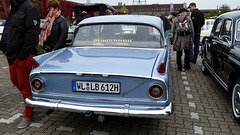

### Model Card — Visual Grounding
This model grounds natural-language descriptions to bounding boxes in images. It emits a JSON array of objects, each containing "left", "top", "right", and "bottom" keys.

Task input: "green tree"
[
  {"left": 233, "top": 6, "right": 240, "bottom": 11},
  {"left": 219, "top": 4, "right": 231, "bottom": 14},
  {"left": 121, "top": 5, "right": 128, "bottom": 14}
]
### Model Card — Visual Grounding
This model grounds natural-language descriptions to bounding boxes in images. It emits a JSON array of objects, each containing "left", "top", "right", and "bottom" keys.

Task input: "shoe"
[
  {"left": 189, "top": 57, "right": 194, "bottom": 62},
  {"left": 18, "top": 118, "right": 32, "bottom": 129},
  {"left": 178, "top": 66, "right": 182, "bottom": 71},
  {"left": 184, "top": 65, "right": 191, "bottom": 70}
]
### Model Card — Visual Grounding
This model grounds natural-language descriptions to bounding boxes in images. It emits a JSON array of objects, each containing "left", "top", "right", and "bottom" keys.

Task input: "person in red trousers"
[{"left": 0, "top": 0, "right": 40, "bottom": 129}]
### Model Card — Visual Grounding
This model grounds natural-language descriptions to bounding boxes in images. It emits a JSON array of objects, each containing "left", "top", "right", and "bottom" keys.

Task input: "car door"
[
  {"left": 217, "top": 19, "right": 233, "bottom": 86},
  {"left": 207, "top": 18, "right": 232, "bottom": 89},
  {"left": 206, "top": 18, "right": 223, "bottom": 67}
]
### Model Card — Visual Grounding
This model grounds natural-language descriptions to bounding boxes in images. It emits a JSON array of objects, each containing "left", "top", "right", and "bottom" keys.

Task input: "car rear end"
[{"left": 26, "top": 15, "right": 172, "bottom": 118}]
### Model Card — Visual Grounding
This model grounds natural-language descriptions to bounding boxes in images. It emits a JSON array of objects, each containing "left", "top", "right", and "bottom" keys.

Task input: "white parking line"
[
  {"left": 56, "top": 126, "right": 75, "bottom": 132},
  {"left": 30, "top": 123, "right": 43, "bottom": 128},
  {"left": 183, "top": 81, "right": 189, "bottom": 85},
  {"left": 187, "top": 94, "right": 193, "bottom": 99},
  {"left": 194, "top": 126, "right": 203, "bottom": 135},
  {"left": 181, "top": 72, "right": 186, "bottom": 75},
  {"left": 189, "top": 102, "right": 196, "bottom": 108},
  {"left": 1, "top": 66, "right": 8, "bottom": 69},
  {"left": 0, "top": 113, "right": 22, "bottom": 124},
  {"left": 182, "top": 76, "right": 187, "bottom": 80},
  {"left": 191, "top": 112, "right": 199, "bottom": 119},
  {"left": 90, "top": 130, "right": 110, "bottom": 135},
  {"left": 185, "top": 87, "right": 191, "bottom": 91}
]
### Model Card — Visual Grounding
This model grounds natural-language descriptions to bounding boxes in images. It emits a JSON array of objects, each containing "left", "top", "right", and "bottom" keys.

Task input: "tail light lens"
[
  {"left": 158, "top": 63, "right": 165, "bottom": 74},
  {"left": 32, "top": 78, "right": 43, "bottom": 91},
  {"left": 32, "top": 59, "right": 39, "bottom": 68},
  {"left": 149, "top": 85, "right": 163, "bottom": 98}
]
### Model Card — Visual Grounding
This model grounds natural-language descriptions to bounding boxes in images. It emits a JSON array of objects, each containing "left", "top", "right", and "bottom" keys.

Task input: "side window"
[
  {"left": 220, "top": 19, "right": 232, "bottom": 40},
  {"left": 213, "top": 19, "right": 222, "bottom": 37},
  {"left": 237, "top": 20, "right": 240, "bottom": 41}
]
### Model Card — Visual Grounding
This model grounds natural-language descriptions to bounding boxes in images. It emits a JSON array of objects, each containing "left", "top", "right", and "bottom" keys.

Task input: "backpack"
[{"left": 177, "top": 15, "right": 192, "bottom": 36}]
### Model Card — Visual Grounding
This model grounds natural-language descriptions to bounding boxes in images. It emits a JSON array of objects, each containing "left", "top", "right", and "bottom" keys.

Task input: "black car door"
[
  {"left": 207, "top": 19, "right": 222, "bottom": 68},
  {"left": 212, "top": 19, "right": 233, "bottom": 88}
]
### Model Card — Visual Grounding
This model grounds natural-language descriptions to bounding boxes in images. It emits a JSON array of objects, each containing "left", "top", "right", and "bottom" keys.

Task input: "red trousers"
[{"left": 9, "top": 54, "right": 35, "bottom": 118}]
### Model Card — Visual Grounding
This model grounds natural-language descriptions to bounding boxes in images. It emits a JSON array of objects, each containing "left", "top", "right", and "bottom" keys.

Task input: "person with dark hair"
[
  {"left": 75, "top": 11, "right": 89, "bottom": 25},
  {"left": 188, "top": 2, "right": 205, "bottom": 63},
  {"left": 171, "top": 8, "right": 194, "bottom": 71},
  {"left": 39, "top": 0, "right": 68, "bottom": 52},
  {"left": 156, "top": 14, "right": 171, "bottom": 36},
  {"left": 0, "top": 0, "right": 40, "bottom": 128}
]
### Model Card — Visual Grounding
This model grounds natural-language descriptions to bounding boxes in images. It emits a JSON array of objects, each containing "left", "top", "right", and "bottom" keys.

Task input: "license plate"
[{"left": 72, "top": 81, "right": 120, "bottom": 94}]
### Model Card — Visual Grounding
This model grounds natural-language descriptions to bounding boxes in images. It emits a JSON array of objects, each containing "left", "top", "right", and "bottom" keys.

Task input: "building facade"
[
  {"left": 113, "top": 3, "right": 186, "bottom": 15},
  {"left": 0, "top": 0, "right": 77, "bottom": 25}
]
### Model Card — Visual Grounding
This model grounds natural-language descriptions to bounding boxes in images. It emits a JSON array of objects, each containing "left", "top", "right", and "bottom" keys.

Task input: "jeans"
[{"left": 190, "top": 34, "right": 200, "bottom": 63}]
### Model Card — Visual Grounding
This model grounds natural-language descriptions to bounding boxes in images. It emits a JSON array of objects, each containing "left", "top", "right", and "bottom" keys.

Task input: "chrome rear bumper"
[{"left": 25, "top": 97, "right": 173, "bottom": 118}]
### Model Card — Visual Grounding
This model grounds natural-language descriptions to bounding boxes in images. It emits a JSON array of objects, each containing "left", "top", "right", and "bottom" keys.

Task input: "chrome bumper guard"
[{"left": 25, "top": 97, "right": 173, "bottom": 118}]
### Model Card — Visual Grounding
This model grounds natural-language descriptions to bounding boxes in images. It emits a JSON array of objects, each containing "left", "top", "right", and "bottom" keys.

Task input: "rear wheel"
[{"left": 232, "top": 79, "right": 240, "bottom": 124}]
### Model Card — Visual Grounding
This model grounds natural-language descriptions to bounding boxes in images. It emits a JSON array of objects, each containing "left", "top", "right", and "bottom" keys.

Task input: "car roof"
[
  {"left": 217, "top": 11, "right": 240, "bottom": 21},
  {"left": 79, "top": 15, "right": 164, "bottom": 31}
]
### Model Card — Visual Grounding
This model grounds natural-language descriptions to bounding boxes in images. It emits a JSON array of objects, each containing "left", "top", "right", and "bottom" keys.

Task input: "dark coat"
[
  {"left": 160, "top": 15, "right": 171, "bottom": 31},
  {"left": 190, "top": 9, "right": 205, "bottom": 34},
  {"left": 43, "top": 15, "right": 68, "bottom": 52},
  {"left": 75, "top": 13, "right": 89, "bottom": 25},
  {"left": 0, "top": 0, "right": 40, "bottom": 65}
]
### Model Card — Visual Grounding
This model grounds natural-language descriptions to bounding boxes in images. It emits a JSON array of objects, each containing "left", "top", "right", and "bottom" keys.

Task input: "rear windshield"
[{"left": 72, "top": 24, "right": 163, "bottom": 48}]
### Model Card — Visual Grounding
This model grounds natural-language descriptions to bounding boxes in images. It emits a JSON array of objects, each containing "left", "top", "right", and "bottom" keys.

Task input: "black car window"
[
  {"left": 213, "top": 19, "right": 223, "bottom": 37},
  {"left": 237, "top": 20, "right": 240, "bottom": 41},
  {"left": 220, "top": 19, "right": 232, "bottom": 41}
]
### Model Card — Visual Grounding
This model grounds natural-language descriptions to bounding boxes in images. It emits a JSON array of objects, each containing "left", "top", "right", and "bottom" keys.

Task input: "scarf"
[{"left": 39, "top": 8, "right": 61, "bottom": 45}]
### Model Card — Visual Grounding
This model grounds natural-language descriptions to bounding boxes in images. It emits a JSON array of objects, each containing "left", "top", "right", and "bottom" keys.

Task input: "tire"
[
  {"left": 232, "top": 79, "right": 240, "bottom": 124},
  {"left": 201, "top": 58, "right": 210, "bottom": 75}
]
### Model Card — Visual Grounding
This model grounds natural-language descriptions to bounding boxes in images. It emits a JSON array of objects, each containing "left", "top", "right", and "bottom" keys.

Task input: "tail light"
[
  {"left": 32, "top": 59, "right": 39, "bottom": 68},
  {"left": 31, "top": 78, "right": 43, "bottom": 91},
  {"left": 158, "top": 63, "right": 165, "bottom": 74},
  {"left": 149, "top": 85, "right": 163, "bottom": 98}
]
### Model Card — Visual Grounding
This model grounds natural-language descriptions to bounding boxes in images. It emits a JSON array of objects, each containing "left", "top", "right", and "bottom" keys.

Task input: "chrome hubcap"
[{"left": 233, "top": 84, "right": 240, "bottom": 117}]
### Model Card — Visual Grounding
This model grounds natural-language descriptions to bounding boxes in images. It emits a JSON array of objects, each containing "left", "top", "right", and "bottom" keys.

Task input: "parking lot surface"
[{"left": 0, "top": 51, "right": 239, "bottom": 135}]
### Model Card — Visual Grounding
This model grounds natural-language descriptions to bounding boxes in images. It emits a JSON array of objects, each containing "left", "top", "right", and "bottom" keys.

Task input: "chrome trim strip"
[
  {"left": 25, "top": 97, "right": 173, "bottom": 118},
  {"left": 40, "top": 71, "right": 152, "bottom": 79},
  {"left": 203, "top": 60, "right": 228, "bottom": 91},
  {"left": 31, "top": 91, "right": 167, "bottom": 103},
  {"left": 235, "top": 18, "right": 240, "bottom": 41}
]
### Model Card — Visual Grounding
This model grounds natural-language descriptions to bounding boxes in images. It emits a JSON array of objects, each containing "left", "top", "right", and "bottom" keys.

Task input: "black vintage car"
[{"left": 201, "top": 11, "right": 240, "bottom": 124}]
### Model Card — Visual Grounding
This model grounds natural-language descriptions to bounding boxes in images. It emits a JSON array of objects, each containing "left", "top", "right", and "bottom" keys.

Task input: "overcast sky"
[{"left": 67, "top": 0, "right": 240, "bottom": 9}]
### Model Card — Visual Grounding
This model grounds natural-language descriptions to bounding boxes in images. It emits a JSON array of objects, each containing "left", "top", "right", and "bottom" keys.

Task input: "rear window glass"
[{"left": 72, "top": 24, "right": 163, "bottom": 48}]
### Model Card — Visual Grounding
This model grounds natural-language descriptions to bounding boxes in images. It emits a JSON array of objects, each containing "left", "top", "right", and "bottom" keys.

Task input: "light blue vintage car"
[{"left": 26, "top": 15, "right": 173, "bottom": 119}]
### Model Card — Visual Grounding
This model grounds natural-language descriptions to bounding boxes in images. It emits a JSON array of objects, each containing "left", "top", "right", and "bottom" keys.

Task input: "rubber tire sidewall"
[{"left": 232, "top": 79, "right": 240, "bottom": 124}]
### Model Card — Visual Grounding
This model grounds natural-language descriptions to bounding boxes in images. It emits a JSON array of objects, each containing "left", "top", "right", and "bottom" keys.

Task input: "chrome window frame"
[{"left": 235, "top": 18, "right": 240, "bottom": 41}]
